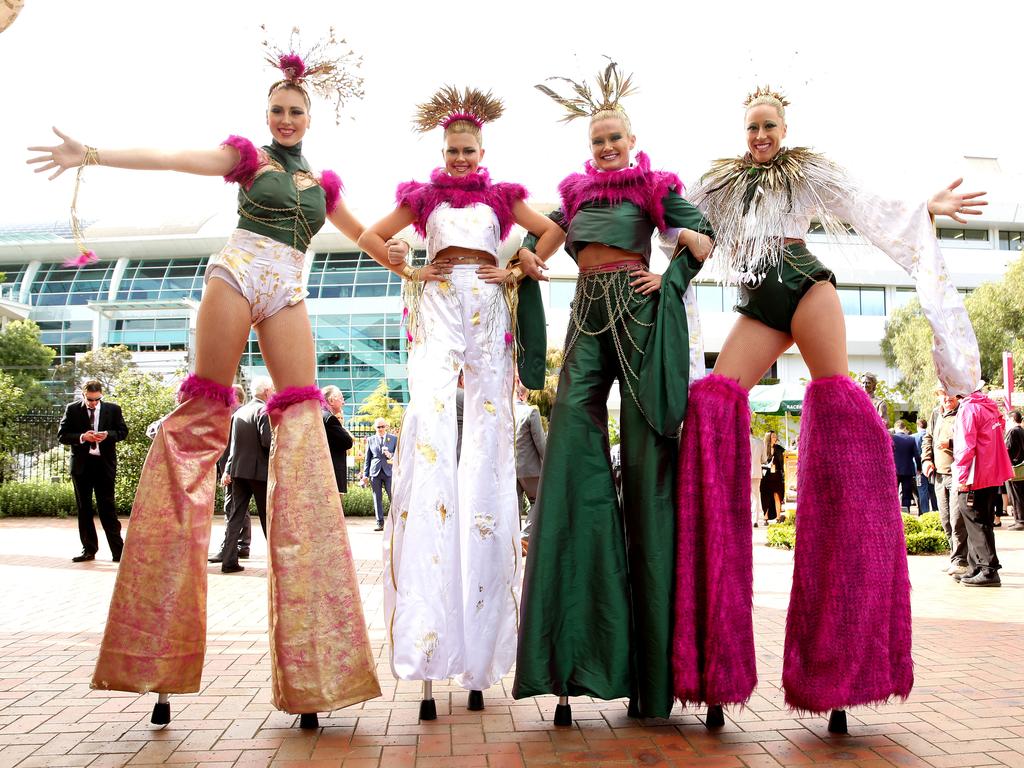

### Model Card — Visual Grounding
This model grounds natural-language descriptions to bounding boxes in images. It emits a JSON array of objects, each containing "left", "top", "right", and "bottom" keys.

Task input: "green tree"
[
  {"left": 0, "top": 319, "right": 56, "bottom": 408},
  {"left": 0, "top": 371, "right": 30, "bottom": 482},
  {"left": 53, "top": 344, "right": 135, "bottom": 394},
  {"left": 882, "top": 254, "right": 1024, "bottom": 412},
  {"left": 108, "top": 370, "right": 177, "bottom": 515},
  {"left": 352, "top": 379, "right": 405, "bottom": 430}
]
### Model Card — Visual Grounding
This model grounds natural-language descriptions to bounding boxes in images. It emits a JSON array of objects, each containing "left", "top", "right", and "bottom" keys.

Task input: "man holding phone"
[{"left": 58, "top": 380, "right": 129, "bottom": 563}]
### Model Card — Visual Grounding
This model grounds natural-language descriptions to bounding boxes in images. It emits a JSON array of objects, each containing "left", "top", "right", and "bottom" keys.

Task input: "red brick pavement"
[{"left": 1, "top": 516, "right": 1022, "bottom": 767}]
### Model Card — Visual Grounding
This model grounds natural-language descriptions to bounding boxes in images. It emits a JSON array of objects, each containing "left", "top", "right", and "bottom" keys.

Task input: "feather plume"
[
  {"left": 743, "top": 84, "right": 791, "bottom": 108},
  {"left": 535, "top": 57, "right": 636, "bottom": 123},
  {"left": 412, "top": 85, "right": 504, "bottom": 133},
  {"left": 262, "top": 25, "right": 364, "bottom": 124}
]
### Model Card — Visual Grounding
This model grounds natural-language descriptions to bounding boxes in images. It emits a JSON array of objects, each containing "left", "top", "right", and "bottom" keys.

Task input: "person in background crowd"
[
  {"left": 913, "top": 417, "right": 937, "bottom": 513},
  {"left": 1005, "top": 410, "right": 1024, "bottom": 531},
  {"left": 361, "top": 418, "right": 396, "bottom": 532},
  {"left": 751, "top": 430, "right": 767, "bottom": 527},
  {"left": 760, "top": 430, "right": 785, "bottom": 523},
  {"left": 58, "top": 380, "right": 129, "bottom": 563},
  {"left": 514, "top": 382, "right": 546, "bottom": 554},
  {"left": 923, "top": 391, "right": 969, "bottom": 576},
  {"left": 322, "top": 385, "right": 354, "bottom": 498},
  {"left": 953, "top": 390, "right": 1013, "bottom": 587},
  {"left": 892, "top": 420, "right": 922, "bottom": 514},
  {"left": 210, "top": 378, "right": 274, "bottom": 573},
  {"left": 859, "top": 373, "right": 890, "bottom": 427}
]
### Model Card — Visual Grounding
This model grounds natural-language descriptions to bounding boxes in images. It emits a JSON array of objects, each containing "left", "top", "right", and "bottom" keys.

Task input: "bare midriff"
[
  {"left": 577, "top": 243, "right": 646, "bottom": 270},
  {"left": 433, "top": 245, "right": 497, "bottom": 267}
]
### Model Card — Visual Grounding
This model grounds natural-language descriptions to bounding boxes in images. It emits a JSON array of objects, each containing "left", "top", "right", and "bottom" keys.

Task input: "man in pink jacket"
[{"left": 953, "top": 391, "right": 1014, "bottom": 587}]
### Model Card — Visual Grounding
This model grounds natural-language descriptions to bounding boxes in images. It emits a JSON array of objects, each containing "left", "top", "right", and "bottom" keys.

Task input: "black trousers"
[
  {"left": 1008, "top": 479, "right": 1024, "bottom": 523},
  {"left": 896, "top": 474, "right": 916, "bottom": 510},
  {"left": 218, "top": 477, "right": 267, "bottom": 568},
  {"left": 959, "top": 486, "right": 1001, "bottom": 573},
  {"left": 72, "top": 460, "right": 122, "bottom": 558}
]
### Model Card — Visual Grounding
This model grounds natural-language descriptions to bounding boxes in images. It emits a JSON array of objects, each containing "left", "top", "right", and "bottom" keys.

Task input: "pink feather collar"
[{"left": 396, "top": 167, "right": 527, "bottom": 240}]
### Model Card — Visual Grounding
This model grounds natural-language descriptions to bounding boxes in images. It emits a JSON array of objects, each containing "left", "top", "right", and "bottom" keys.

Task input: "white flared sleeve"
[
  {"left": 658, "top": 230, "right": 705, "bottom": 383},
  {"left": 828, "top": 188, "right": 981, "bottom": 396}
]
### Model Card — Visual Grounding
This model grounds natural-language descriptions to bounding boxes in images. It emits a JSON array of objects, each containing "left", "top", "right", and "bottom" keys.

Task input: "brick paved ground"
[{"left": 1, "top": 515, "right": 1022, "bottom": 767}]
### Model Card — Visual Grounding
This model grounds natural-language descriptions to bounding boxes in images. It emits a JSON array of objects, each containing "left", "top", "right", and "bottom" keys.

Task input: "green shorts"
[{"left": 734, "top": 243, "right": 836, "bottom": 334}]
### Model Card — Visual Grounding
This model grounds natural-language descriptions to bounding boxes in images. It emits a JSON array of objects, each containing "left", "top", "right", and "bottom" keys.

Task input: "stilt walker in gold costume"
[{"left": 28, "top": 29, "right": 381, "bottom": 728}]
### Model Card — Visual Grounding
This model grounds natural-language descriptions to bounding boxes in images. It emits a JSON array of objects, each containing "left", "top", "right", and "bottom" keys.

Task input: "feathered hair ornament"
[
  {"left": 262, "top": 25, "right": 364, "bottom": 123},
  {"left": 413, "top": 86, "right": 505, "bottom": 133},
  {"left": 535, "top": 58, "right": 637, "bottom": 123},
  {"left": 743, "top": 85, "right": 790, "bottom": 111}
]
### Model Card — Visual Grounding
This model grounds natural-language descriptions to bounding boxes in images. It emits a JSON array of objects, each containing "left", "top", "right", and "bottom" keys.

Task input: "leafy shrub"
[
  {"left": 906, "top": 529, "right": 950, "bottom": 555},
  {"left": 342, "top": 486, "right": 389, "bottom": 518},
  {"left": 902, "top": 514, "right": 923, "bottom": 535},
  {"left": 766, "top": 524, "right": 796, "bottom": 549},
  {"left": 918, "top": 511, "right": 943, "bottom": 531},
  {"left": 0, "top": 481, "right": 76, "bottom": 518},
  {"left": 111, "top": 372, "right": 177, "bottom": 515}
]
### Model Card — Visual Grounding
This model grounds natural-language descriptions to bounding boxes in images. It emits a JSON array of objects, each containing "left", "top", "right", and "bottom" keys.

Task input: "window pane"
[
  {"left": 860, "top": 288, "right": 885, "bottom": 316},
  {"left": 549, "top": 280, "right": 577, "bottom": 309},
  {"left": 836, "top": 287, "right": 860, "bottom": 315},
  {"left": 695, "top": 284, "right": 724, "bottom": 312}
]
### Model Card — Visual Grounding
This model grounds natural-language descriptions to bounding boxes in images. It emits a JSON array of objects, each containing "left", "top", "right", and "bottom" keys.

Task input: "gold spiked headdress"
[
  {"left": 535, "top": 59, "right": 636, "bottom": 123},
  {"left": 413, "top": 86, "right": 505, "bottom": 133},
  {"left": 743, "top": 85, "right": 790, "bottom": 109}
]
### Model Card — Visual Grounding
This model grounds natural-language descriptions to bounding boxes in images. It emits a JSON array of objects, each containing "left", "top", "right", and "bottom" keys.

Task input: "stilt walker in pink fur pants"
[
  {"left": 29, "top": 32, "right": 380, "bottom": 728},
  {"left": 671, "top": 86, "right": 985, "bottom": 732}
]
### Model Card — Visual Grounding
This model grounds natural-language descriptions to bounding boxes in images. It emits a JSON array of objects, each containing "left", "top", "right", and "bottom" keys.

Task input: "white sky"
[{"left": 2, "top": 0, "right": 1022, "bottom": 229}]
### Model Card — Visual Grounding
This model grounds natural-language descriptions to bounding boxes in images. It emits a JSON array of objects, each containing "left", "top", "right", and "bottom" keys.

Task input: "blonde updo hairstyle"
[
  {"left": 267, "top": 81, "right": 312, "bottom": 111},
  {"left": 414, "top": 86, "right": 504, "bottom": 148},
  {"left": 590, "top": 107, "right": 633, "bottom": 136}
]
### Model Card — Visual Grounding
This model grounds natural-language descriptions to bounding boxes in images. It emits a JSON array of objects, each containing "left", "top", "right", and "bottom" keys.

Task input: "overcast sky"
[{"left": 3, "top": 0, "right": 1022, "bottom": 230}]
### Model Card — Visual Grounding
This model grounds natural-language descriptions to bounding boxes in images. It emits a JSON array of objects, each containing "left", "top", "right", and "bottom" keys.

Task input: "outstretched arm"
[
  {"left": 327, "top": 198, "right": 365, "bottom": 244},
  {"left": 28, "top": 127, "right": 239, "bottom": 180}
]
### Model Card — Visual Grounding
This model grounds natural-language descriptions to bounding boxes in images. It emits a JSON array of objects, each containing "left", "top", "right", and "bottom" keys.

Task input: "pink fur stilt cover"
[
  {"left": 558, "top": 151, "right": 684, "bottom": 232},
  {"left": 395, "top": 168, "right": 527, "bottom": 240},
  {"left": 783, "top": 375, "right": 913, "bottom": 712},
  {"left": 673, "top": 374, "right": 757, "bottom": 706},
  {"left": 221, "top": 135, "right": 260, "bottom": 189},
  {"left": 178, "top": 373, "right": 237, "bottom": 407},
  {"left": 266, "top": 385, "right": 326, "bottom": 415}
]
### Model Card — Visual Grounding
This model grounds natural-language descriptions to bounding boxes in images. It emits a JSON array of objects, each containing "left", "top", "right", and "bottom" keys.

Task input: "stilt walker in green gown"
[{"left": 512, "top": 62, "right": 715, "bottom": 722}]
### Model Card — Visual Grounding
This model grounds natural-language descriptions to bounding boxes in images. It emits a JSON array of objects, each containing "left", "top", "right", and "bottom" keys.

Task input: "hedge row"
[
  {"left": 0, "top": 480, "right": 385, "bottom": 520},
  {"left": 764, "top": 510, "right": 950, "bottom": 555}
]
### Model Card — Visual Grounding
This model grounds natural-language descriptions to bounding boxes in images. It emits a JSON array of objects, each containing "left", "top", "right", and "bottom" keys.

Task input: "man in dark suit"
[
  {"left": 57, "top": 380, "right": 129, "bottom": 562},
  {"left": 209, "top": 378, "right": 273, "bottom": 573},
  {"left": 362, "top": 418, "right": 396, "bottom": 531},
  {"left": 892, "top": 419, "right": 922, "bottom": 514},
  {"left": 322, "top": 385, "right": 354, "bottom": 495}
]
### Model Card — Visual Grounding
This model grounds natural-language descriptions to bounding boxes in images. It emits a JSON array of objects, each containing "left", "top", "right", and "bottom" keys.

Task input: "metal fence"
[
  {"left": 1, "top": 409, "right": 385, "bottom": 485},
  {"left": 3, "top": 408, "right": 68, "bottom": 484}
]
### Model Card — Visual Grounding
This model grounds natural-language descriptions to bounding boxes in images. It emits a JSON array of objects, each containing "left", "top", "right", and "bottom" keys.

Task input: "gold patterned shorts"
[{"left": 204, "top": 229, "right": 308, "bottom": 326}]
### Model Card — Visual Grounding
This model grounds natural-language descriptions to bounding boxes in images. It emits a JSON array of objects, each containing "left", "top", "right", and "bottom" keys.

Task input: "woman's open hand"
[
  {"left": 27, "top": 127, "right": 86, "bottom": 180},
  {"left": 928, "top": 178, "right": 987, "bottom": 224}
]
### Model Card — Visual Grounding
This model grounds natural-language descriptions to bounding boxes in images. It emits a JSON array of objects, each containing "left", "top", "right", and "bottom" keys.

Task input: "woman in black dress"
[{"left": 760, "top": 430, "right": 785, "bottom": 522}]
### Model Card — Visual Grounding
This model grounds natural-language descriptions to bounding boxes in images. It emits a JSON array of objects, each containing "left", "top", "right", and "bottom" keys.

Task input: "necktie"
[{"left": 89, "top": 406, "right": 101, "bottom": 455}]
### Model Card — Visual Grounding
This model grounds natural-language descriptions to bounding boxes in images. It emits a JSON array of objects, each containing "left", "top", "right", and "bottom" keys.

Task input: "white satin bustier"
[{"left": 425, "top": 203, "right": 504, "bottom": 263}]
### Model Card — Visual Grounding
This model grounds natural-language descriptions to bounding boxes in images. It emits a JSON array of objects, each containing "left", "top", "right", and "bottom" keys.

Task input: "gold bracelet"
[
  {"left": 509, "top": 266, "right": 524, "bottom": 282},
  {"left": 83, "top": 146, "right": 100, "bottom": 167},
  {"left": 401, "top": 264, "right": 420, "bottom": 281}
]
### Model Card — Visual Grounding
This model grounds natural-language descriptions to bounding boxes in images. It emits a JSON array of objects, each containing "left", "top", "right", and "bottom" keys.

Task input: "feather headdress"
[
  {"left": 535, "top": 58, "right": 636, "bottom": 123},
  {"left": 413, "top": 86, "right": 504, "bottom": 132},
  {"left": 743, "top": 85, "right": 790, "bottom": 114},
  {"left": 262, "top": 25, "right": 364, "bottom": 124}
]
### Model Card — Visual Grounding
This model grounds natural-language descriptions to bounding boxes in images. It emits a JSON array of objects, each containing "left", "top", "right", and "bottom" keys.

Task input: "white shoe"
[{"left": 948, "top": 564, "right": 969, "bottom": 577}]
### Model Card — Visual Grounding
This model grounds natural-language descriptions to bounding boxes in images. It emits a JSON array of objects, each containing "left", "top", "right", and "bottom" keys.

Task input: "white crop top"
[{"left": 425, "top": 203, "right": 504, "bottom": 264}]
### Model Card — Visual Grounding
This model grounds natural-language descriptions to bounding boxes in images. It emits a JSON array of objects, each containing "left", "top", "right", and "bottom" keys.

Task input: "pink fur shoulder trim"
[
  {"left": 558, "top": 151, "right": 684, "bottom": 231},
  {"left": 319, "top": 170, "right": 344, "bottom": 215},
  {"left": 395, "top": 168, "right": 527, "bottom": 240},
  {"left": 222, "top": 135, "right": 260, "bottom": 190}
]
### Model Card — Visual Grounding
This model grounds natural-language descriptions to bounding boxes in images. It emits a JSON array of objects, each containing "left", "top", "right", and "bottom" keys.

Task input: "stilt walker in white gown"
[{"left": 358, "top": 86, "right": 564, "bottom": 718}]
